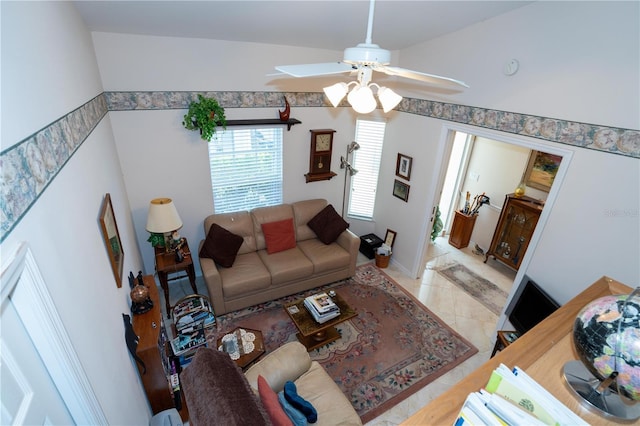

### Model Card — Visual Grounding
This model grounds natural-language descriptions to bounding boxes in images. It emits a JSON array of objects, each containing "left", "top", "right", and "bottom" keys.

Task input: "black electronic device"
[{"left": 508, "top": 278, "right": 560, "bottom": 335}]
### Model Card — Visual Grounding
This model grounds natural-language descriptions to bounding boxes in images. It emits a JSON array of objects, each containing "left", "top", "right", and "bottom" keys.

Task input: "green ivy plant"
[
  {"left": 182, "top": 94, "right": 227, "bottom": 142},
  {"left": 146, "top": 233, "right": 165, "bottom": 248}
]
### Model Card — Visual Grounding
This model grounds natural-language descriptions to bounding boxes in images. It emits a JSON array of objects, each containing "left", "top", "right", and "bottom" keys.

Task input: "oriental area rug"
[
  {"left": 435, "top": 262, "right": 508, "bottom": 315},
  {"left": 207, "top": 263, "right": 478, "bottom": 423}
]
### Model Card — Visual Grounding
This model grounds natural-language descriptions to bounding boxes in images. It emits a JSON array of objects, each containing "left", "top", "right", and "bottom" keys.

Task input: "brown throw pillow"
[
  {"left": 199, "top": 223, "right": 244, "bottom": 267},
  {"left": 261, "top": 218, "right": 296, "bottom": 254},
  {"left": 307, "top": 204, "right": 349, "bottom": 244}
]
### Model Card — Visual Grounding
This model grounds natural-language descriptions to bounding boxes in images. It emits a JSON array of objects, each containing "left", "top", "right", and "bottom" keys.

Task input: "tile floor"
[{"left": 161, "top": 236, "right": 517, "bottom": 425}]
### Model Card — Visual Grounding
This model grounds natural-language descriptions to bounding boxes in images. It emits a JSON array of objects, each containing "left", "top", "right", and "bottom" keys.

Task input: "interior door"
[
  {"left": 1, "top": 300, "right": 74, "bottom": 424},
  {"left": 1, "top": 242, "right": 107, "bottom": 425}
]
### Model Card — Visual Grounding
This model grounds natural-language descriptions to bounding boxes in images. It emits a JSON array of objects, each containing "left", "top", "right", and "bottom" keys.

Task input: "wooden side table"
[{"left": 154, "top": 239, "right": 197, "bottom": 318}]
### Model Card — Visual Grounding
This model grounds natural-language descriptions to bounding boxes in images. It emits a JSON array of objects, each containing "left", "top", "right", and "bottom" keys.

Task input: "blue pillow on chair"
[{"left": 278, "top": 391, "right": 308, "bottom": 426}]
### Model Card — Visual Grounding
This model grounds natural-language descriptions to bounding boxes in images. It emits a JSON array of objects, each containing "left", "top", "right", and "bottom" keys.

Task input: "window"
[
  {"left": 347, "top": 119, "right": 386, "bottom": 219},
  {"left": 208, "top": 127, "right": 283, "bottom": 213}
]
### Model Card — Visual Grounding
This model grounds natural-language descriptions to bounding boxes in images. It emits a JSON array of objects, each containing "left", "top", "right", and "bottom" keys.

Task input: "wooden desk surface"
[{"left": 401, "top": 276, "right": 635, "bottom": 425}]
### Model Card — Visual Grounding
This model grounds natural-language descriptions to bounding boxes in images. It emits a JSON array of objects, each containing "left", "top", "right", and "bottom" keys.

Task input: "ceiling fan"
[{"left": 273, "top": 0, "right": 469, "bottom": 113}]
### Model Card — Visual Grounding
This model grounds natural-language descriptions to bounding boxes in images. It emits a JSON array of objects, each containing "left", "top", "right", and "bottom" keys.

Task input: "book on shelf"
[
  {"left": 306, "top": 292, "right": 338, "bottom": 314},
  {"left": 455, "top": 364, "right": 587, "bottom": 426},
  {"left": 303, "top": 298, "right": 340, "bottom": 324}
]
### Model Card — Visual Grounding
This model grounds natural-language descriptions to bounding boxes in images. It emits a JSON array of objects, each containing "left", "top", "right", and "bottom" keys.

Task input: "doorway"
[{"left": 417, "top": 123, "right": 572, "bottom": 287}]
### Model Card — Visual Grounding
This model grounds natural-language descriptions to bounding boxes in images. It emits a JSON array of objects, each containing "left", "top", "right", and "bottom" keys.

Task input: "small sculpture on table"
[{"left": 129, "top": 271, "right": 153, "bottom": 315}]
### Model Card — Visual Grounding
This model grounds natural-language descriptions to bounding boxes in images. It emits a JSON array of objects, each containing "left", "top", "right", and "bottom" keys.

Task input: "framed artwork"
[
  {"left": 384, "top": 229, "right": 397, "bottom": 248},
  {"left": 392, "top": 179, "right": 410, "bottom": 202},
  {"left": 100, "top": 193, "right": 124, "bottom": 288},
  {"left": 524, "top": 150, "right": 562, "bottom": 192},
  {"left": 395, "top": 153, "right": 413, "bottom": 181}
]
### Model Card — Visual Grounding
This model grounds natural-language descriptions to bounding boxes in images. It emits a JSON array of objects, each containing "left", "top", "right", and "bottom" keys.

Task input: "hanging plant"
[{"left": 182, "top": 94, "right": 227, "bottom": 141}]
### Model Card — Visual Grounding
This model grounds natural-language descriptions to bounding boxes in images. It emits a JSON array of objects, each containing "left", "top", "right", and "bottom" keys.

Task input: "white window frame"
[
  {"left": 207, "top": 127, "right": 283, "bottom": 213},
  {"left": 347, "top": 119, "right": 386, "bottom": 220}
]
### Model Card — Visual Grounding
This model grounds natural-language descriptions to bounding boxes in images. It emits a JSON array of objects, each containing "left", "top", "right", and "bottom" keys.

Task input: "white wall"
[
  {"left": 1, "top": 3, "right": 150, "bottom": 424},
  {"left": 92, "top": 1, "right": 639, "bottom": 305},
  {"left": 388, "top": 1, "right": 640, "bottom": 294}
]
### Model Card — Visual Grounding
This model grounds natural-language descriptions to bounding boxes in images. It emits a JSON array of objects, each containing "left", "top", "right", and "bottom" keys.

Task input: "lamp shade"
[
  {"left": 347, "top": 85, "right": 377, "bottom": 114},
  {"left": 323, "top": 82, "right": 349, "bottom": 107},
  {"left": 146, "top": 198, "right": 183, "bottom": 233},
  {"left": 377, "top": 87, "right": 403, "bottom": 113}
]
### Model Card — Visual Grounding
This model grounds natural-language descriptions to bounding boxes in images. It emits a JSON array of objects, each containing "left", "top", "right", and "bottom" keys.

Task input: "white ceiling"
[{"left": 73, "top": 1, "right": 533, "bottom": 52}]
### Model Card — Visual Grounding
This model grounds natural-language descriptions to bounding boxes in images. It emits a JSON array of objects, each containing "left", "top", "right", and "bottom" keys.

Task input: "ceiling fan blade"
[
  {"left": 274, "top": 62, "right": 354, "bottom": 78},
  {"left": 380, "top": 66, "right": 469, "bottom": 88}
]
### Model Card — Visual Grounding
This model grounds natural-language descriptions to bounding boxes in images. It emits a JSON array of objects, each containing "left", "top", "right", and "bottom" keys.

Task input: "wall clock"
[{"left": 305, "top": 129, "right": 337, "bottom": 183}]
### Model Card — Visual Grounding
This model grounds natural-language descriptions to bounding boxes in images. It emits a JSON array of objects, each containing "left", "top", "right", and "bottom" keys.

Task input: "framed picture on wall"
[
  {"left": 100, "top": 193, "right": 124, "bottom": 288},
  {"left": 392, "top": 179, "right": 410, "bottom": 202},
  {"left": 524, "top": 150, "right": 562, "bottom": 192},
  {"left": 395, "top": 153, "right": 413, "bottom": 181}
]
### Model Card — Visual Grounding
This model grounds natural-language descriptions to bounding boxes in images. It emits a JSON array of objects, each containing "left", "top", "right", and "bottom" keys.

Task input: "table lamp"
[{"left": 145, "top": 198, "right": 183, "bottom": 252}]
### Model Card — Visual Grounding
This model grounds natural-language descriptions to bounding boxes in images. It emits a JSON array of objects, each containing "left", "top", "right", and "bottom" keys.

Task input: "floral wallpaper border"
[{"left": 1, "top": 90, "right": 638, "bottom": 242}]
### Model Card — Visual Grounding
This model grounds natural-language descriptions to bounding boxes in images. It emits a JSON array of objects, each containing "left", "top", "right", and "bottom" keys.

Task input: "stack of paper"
[{"left": 455, "top": 364, "right": 587, "bottom": 426}]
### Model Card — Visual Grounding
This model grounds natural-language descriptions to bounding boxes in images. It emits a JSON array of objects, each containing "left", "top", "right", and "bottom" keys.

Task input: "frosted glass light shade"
[
  {"left": 347, "top": 85, "right": 377, "bottom": 114},
  {"left": 146, "top": 198, "right": 183, "bottom": 233},
  {"left": 377, "top": 87, "right": 403, "bottom": 113},
  {"left": 323, "top": 82, "right": 348, "bottom": 107}
]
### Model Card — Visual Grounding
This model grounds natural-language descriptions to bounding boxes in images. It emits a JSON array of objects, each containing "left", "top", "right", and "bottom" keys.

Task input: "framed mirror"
[{"left": 100, "top": 193, "right": 124, "bottom": 288}]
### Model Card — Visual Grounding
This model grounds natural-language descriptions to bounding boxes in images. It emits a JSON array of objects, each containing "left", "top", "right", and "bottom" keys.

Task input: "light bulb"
[
  {"left": 377, "top": 87, "right": 403, "bottom": 113},
  {"left": 323, "top": 82, "right": 348, "bottom": 107},
  {"left": 347, "top": 85, "right": 377, "bottom": 114}
]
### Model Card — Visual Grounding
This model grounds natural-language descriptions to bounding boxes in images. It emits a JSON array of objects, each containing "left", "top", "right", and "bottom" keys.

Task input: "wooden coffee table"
[{"left": 285, "top": 292, "right": 357, "bottom": 351}]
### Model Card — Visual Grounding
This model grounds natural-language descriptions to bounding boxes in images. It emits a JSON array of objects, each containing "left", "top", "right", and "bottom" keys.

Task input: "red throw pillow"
[
  {"left": 198, "top": 223, "right": 244, "bottom": 267},
  {"left": 257, "top": 375, "right": 293, "bottom": 426},
  {"left": 307, "top": 204, "right": 349, "bottom": 244},
  {"left": 261, "top": 218, "right": 296, "bottom": 254}
]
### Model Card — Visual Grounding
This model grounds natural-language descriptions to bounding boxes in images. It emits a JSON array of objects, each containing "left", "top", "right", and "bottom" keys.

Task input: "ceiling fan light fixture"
[
  {"left": 347, "top": 84, "right": 377, "bottom": 114},
  {"left": 377, "top": 86, "right": 403, "bottom": 113},
  {"left": 323, "top": 82, "right": 349, "bottom": 107}
]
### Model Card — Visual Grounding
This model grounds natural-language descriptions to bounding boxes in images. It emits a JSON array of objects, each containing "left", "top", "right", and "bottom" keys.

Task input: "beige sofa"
[
  {"left": 181, "top": 342, "right": 362, "bottom": 425},
  {"left": 199, "top": 199, "right": 359, "bottom": 315}
]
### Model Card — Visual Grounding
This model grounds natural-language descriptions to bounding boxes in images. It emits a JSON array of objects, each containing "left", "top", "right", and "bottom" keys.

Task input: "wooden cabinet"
[
  {"left": 448, "top": 211, "right": 477, "bottom": 249},
  {"left": 484, "top": 193, "right": 543, "bottom": 270},
  {"left": 132, "top": 275, "right": 188, "bottom": 421}
]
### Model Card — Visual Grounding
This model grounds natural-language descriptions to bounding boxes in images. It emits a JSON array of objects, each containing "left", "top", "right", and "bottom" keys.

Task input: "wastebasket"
[
  {"left": 375, "top": 253, "right": 390, "bottom": 268},
  {"left": 149, "top": 408, "right": 182, "bottom": 426}
]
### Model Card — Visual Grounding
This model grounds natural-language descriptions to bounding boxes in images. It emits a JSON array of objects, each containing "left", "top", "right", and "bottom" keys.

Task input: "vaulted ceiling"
[{"left": 74, "top": 1, "right": 533, "bottom": 51}]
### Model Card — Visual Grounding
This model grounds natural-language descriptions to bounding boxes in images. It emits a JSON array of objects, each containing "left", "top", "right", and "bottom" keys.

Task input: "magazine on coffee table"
[{"left": 307, "top": 292, "right": 338, "bottom": 314}]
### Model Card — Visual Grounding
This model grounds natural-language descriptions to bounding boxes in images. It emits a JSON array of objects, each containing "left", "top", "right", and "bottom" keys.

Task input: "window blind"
[
  {"left": 208, "top": 127, "right": 283, "bottom": 213},
  {"left": 348, "top": 119, "right": 386, "bottom": 219}
]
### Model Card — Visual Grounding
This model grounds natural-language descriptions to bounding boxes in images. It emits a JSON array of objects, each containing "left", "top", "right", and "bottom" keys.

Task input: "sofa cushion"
[
  {"left": 292, "top": 199, "right": 328, "bottom": 242},
  {"left": 258, "top": 247, "right": 314, "bottom": 286},
  {"left": 199, "top": 223, "right": 244, "bottom": 267},
  {"left": 262, "top": 218, "right": 296, "bottom": 254},
  {"left": 204, "top": 211, "right": 257, "bottom": 254},
  {"left": 307, "top": 204, "right": 349, "bottom": 244},
  {"left": 251, "top": 204, "right": 295, "bottom": 251},
  {"left": 245, "top": 342, "right": 312, "bottom": 393},
  {"left": 297, "top": 239, "right": 351, "bottom": 274},
  {"left": 181, "top": 347, "right": 270, "bottom": 426},
  {"left": 219, "top": 252, "right": 271, "bottom": 299},
  {"left": 295, "top": 361, "right": 362, "bottom": 426},
  {"left": 258, "top": 375, "right": 293, "bottom": 426}
]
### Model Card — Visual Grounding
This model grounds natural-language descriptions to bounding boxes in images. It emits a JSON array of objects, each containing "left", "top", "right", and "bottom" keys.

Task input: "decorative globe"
[
  {"left": 130, "top": 284, "right": 149, "bottom": 304},
  {"left": 573, "top": 293, "right": 640, "bottom": 401}
]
